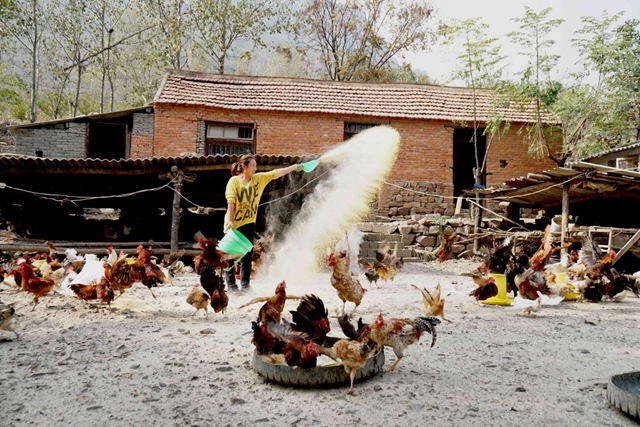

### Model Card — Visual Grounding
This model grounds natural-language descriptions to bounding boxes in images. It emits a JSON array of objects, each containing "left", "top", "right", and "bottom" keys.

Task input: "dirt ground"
[{"left": 1, "top": 260, "right": 639, "bottom": 427}]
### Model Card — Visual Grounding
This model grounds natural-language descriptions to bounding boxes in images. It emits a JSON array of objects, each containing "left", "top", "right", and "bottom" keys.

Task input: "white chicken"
[
  {"left": 509, "top": 296, "right": 542, "bottom": 317},
  {"left": 69, "top": 259, "right": 105, "bottom": 286}
]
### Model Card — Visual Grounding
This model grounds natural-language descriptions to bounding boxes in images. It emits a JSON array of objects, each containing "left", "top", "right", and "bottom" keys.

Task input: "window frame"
[
  {"left": 343, "top": 122, "right": 381, "bottom": 140},
  {"left": 204, "top": 122, "right": 256, "bottom": 156}
]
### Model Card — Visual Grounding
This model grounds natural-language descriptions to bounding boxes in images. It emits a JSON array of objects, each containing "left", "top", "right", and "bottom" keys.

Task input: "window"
[
  {"left": 344, "top": 122, "right": 380, "bottom": 140},
  {"left": 615, "top": 156, "right": 639, "bottom": 170},
  {"left": 205, "top": 123, "right": 255, "bottom": 155}
]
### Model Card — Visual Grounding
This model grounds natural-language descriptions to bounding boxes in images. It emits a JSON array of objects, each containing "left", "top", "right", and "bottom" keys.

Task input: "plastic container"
[
  {"left": 218, "top": 229, "right": 253, "bottom": 257},
  {"left": 556, "top": 272, "right": 579, "bottom": 301},
  {"left": 481, "top": 273, "right": 514, "bottom": 306},
  {"left": 301, "top": 159, "right": 320, "bottom": 173}
]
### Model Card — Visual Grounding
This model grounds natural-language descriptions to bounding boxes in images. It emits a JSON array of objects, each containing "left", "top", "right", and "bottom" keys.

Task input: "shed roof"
[
  {"left": 474, "top": 161, "right": 640, "bottom": 207},
  {"left": 7, "top": 106, "right": 152, "bottom": 130},
  {"left": 154, "top": 69, "right": 540, "bottom": 123}
]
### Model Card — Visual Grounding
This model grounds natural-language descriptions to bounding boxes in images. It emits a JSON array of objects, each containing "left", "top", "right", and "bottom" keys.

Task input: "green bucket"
[
  {"left": 218, "top": 228, "right": 253, "bottom": 256},
  {"left": 301, "top": 159, "right": 320, "bottom": 173}
]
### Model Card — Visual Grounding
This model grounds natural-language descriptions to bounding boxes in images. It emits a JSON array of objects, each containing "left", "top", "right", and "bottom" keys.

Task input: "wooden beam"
[{"left": 611, "top": 229, "right": 640, "bottom": 266}]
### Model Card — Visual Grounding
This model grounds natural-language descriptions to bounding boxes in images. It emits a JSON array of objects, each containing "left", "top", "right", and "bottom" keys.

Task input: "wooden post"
[
  {"left": 561, "top": 183, "right": 570, "bottom": 255},
  {"left": 160, "top": 166, "right": 196, "bottom": 254},
  {"left": 170, "top": 168, "right": 184, "bottom": 253}
]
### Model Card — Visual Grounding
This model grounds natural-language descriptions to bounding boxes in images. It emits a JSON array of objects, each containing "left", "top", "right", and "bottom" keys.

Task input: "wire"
[{"left": 0, "top": 178, "right": 177, "bottom": 204}]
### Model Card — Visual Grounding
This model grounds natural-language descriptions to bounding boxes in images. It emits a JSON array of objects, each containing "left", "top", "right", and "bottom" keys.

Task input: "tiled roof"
[
  {"left": 154, "top": 70, "right": 539, "bottom": 123},
  {"left": 577, "top": 141, "right": 640, "bottom": 162},
  {"left": 0, "top": 153, "right": 302, "bottom": 174}
]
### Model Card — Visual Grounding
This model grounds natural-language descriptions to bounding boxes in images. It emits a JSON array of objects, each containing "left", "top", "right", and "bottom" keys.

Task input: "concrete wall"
[{"left": 14, "top": 122, "right": 87, "bottom": 158}]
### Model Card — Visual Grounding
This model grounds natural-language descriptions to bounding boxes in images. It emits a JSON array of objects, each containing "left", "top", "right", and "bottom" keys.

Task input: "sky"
[{"left": 405, "top": 0, "right": 640, "bottom": 85}]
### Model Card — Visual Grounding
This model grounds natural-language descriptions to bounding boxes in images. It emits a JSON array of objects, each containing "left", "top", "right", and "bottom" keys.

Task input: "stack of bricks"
[
  {"left": 385, "top": 181, "right": 457, "bottom": 219},
  {"left": 357, "top": 213, "right": 494, "bottom": 261}
]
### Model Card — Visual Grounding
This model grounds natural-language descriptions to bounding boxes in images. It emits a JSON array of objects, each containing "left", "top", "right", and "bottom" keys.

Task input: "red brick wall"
[
  {"left": 150, "top": 104, "right": 557, "bottom": 216},
  {"left": 130, "top": 134, "right": 154, "bottom": 158}
]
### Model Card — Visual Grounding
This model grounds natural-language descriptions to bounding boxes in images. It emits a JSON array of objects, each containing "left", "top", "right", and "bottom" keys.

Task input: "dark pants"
[{"left": 224, "top": 223, "right": 255, "bottom": 290}]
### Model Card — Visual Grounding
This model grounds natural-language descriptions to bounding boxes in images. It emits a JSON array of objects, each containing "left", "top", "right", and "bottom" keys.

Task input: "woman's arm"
[
  {"left": 275, "top": 164, "right": 302, "bottom": 178},
  {"left": 224, "top": 203, "right": 236, "bottom": 232}
]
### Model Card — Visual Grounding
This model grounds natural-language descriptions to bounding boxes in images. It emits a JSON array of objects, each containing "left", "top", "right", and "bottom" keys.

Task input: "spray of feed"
[{"left": 261, "top": 125, "right": 400, "bottom": 286}]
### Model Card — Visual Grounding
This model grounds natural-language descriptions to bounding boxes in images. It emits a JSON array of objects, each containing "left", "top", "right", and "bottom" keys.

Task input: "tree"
[
  {"left": 296, "top": 0, "right": 434, "bottom": 81},
  {"left": 441, "top": 18, "right": 507, "bottom": 251},
  {"left": 507, "top": 6, "right": 564, "bottom": 165},
  {"left": 0, "top": 0, "right": 52, "bottom": 122},
  {"left": 553, "top": 14, "right": 640, "bottom": 159},
  {"left": 190, "top": 0, "right": 291, "bottom": 74}
]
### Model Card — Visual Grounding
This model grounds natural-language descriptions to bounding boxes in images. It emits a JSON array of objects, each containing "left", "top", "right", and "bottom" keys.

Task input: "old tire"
[
  {"left": 252, "top": 349, "right": 385, "bottom": 387},
  {"left": 607, "top": 371, "right": 640, "bottom": 420}
]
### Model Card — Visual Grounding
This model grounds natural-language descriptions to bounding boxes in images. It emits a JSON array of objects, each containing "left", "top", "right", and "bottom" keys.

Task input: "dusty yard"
[{"left": 1, "top": 261, "right": 639, "bottom": 427}]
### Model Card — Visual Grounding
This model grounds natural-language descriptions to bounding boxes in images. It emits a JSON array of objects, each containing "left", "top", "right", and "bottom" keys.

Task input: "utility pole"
[{"left": 160, "top": 166, "right": 196, "bottom": 252}]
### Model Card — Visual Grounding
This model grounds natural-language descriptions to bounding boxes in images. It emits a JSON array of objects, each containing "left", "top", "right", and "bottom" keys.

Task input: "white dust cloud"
[{"left": 260, "top": 125, "right": 400, "bottom": 288}]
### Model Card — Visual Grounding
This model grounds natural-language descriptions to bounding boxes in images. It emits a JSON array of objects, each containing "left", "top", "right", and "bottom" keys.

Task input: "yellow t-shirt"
[{"left": 225, "top": 170, "right": 279, "bottom": 230}]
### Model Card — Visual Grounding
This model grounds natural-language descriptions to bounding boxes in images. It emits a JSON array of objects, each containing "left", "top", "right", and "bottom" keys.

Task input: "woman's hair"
[{"left": 231, "top": 154, "right": 255, "bottom": 176}]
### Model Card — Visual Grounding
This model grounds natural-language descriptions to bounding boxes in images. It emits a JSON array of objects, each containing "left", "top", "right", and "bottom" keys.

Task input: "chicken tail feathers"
[
  {"left": 337, "top": 313, "right": 360, "bottom": 340},
  {"left": 414, "top": 316, "right": 441, "bottom": 347}
]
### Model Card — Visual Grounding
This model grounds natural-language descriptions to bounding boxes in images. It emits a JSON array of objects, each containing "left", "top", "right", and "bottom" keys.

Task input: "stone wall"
[
  {"left": 14, "top": 122, "right": 87, "bottom": 158},
  {"left": 384, "top": 181, "right": 458, "bottom": 218}
]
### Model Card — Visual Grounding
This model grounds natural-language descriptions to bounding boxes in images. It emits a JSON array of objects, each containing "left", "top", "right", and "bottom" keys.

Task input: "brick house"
[
  {"left": 8, "top": 69, "right": 555, "bottom": 218},
  {"left": 146, "top": 69, "right": 555, "bottom": 216}
]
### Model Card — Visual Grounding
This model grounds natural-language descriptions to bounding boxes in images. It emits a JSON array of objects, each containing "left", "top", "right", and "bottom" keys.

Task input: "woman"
[{"left": 223, "top": 154, "right": 302, "bottom": 291}]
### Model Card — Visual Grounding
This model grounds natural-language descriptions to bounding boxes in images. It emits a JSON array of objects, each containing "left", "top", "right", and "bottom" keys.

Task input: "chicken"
[
  {"left": 17, "top": 263, "right": 55, "bottom": 309},
  {"left": 198, "top": 238, "right": 235, "bottom": 270},
  {"left": 186, "top": 283, "right": 211, "bottom": 317},
  {"left": 469, "top": 276, "right": 498, "bottom": 302},
  {"left": 104, "top": 246, "right": 167, "bottom": 299},
  {"left": 437, "top": 231, "right": 460, "bottom": 263},
  {"left": 364, "top": 268, "right": 380, "bottom": 286},
  {"left": 328, "top": 226, "right": 367, "bottom": 312},
  {"left": 505, "top": 255, "right": 530, "bottom": 296},
  {"left": 251, "top": 232, "right": 275, "bottom": 279},
  {"left": 96, "top": 277, "right": 115, "bottom": 305},
  {"left": 160, "top": 250, "right": 186, "bottom": 282},
  {"left": 483, "top": 237, "right": 514, "bottom": 274},
  {"left": 530, "top": 226, "right": 569, "bottom": 272},
  {"left": 70, "top": 283, "right": 98, "bottom": 301},
  {"left": 195, "top": 256, "right": 228, "bottom": 314},
  {"left": 268, "top": 323, "right": 336, "bottom": 368},
  {"left": 515, "top": 269, "right": 547, "bottom": 300},
  {"left": 371, "top": 244, "right": 400, "bottom": 281},
  {"left": 332, "top": 337, "right": 377, "bottom": 394},
  {"left": 509, "top": 296, "right": 542, "bottom": 316},
  {"left": 251, "top": 306, "right": 284, "bottom": 355},
  {"left": 106, "top": 246, "right": 117, "bottom": 266},
  {"left": 369, "top": 313, "right": 441, "bottom": 372},
  {"left": 0, "top": 301, "right": 18, "bottom": 339},
  {"left": 289, "top": 294, "right": 333, "bottom": 345},
  {"left": 411, "top": 284, "right": 447, "bottom": 321},
  {"left": 238, "top": 280, "right": 295, "bottom": 323}
]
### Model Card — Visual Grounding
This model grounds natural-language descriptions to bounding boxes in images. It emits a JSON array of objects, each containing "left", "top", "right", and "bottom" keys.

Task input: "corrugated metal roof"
[
  {"left": 154, "top": 69, "right": 542, "bottom": 123},
  {"left": 474, "top": 161, "right": 640, "bottom": 206},
  {"left": 0, "top": 153, "right": 304, "bottom": 174},
  {"left": 577, "top": 141, "right": 640, "bottom": 162}
]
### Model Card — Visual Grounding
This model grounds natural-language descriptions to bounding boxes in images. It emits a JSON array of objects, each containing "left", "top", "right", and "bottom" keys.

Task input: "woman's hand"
[
  {"left": 224, "top": 219, "right": 233, "bottom": 233},
  {"left": 294, "top": 164, "right": 303, "bottom": 172}
]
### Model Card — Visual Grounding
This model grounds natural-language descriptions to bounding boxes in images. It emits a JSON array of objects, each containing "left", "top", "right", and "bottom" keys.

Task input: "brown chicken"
[
  {"left": 96, "top": 277, "right": 115, "bottom": 305},
  {"left": 251, "top": 306, "right": 284, "bottom": 355},
  {"left": 198, "top": 238, "right": 235, "bottom": 270},
  {"left": 530, "top": 226, "right": 569, "bottom": 272},
  {"left": 369, "top": 313, "right": 440, "bottom": 372},
  {"left": 70, "top": 283, "right": 98, "bottom": 301},
  {"left": 370, "top": 245, "right": 400, "bottom": 282},
  {"left": 411, "top": 284, "right": 447, "bottom": 320},
  {"left": 268, "top": 323, "right": 336, "bottom": 368},
  {"left": 332, "top": 337, "right": 377, "bottom": 394},
  {"left": 469, "top": 276, "right": 498, "bottom": 302},
  {"left": 238, "top": 280, "right": 293, "bottom": 323},
  {"left": 515, "top": 269, "right": 547, "bottom": 300},
  {"left": 18, "top": 262, "right": 55, "bottom": 309},
  {"left": 251, "top": 232, "right": 275, "bottom": 279},
  {"left": 195, "top": 256, "right": 228, "bottom": 314},
  {"left": 437, "top": 231, "right": 460, "bottom": 263},
  {"left": 186, "top": 283, "right": 211, "bottom": 316},
  {"left": 328, "top": 250, "right": 367, "bottom": 312},
  {"left": 104, "top": 246, "right": 166, "bottom": 298},
  {"left": 0, "top": 300, "right": 18, "bottom": 339},
  {"left": 337, "top": 313, "right": 371, "bottom": 342},
  {"left": 289, "top": 294, "right": 333, "bottom": 345}
]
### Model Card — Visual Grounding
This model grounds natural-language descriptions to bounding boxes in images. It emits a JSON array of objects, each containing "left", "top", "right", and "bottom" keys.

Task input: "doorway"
[
  {"left": 453, "top": 128, "right": 486, "bottom": 197},
  {"left": 87, "top": 123, "right": 128, "bottom": 159}
]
